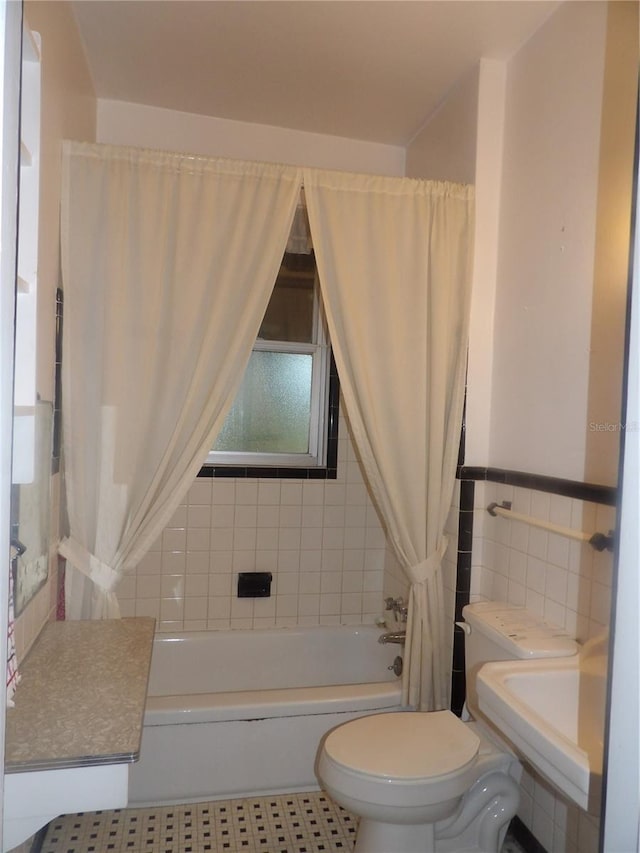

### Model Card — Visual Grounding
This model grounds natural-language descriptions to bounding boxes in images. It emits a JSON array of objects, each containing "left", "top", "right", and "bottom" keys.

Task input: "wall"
[
  {"left": 488, "top": 1, "right": 609, "bottom": 483},
  {"left": 410, "top": 3, "right": 635, "bottom": 851},
  {"left": 405, "top": 55, "right": 508, "bottom": 468},
  {"left": 117, "top": 407, "right": 389, "bottom": 630},
  {"left": 585, "top": 1, "right": 638, "bottom": 486},
  {"left": 473, "top": 483, "right": 613, "bottom": 648},
  {"left": 14, "top": 1, "right": 96, "bottom": 662},
  {"left": 466, "top": 4, "right": 636, "bottom": 853},
  {"left": 471, "top": 479, "right": 613, "bottom": 853},
  {"left": 405, "top": 64, "right": 479, "bottom": 185},
  {"left": 97, "top": 99, "right": 405, "bottom": 176}
]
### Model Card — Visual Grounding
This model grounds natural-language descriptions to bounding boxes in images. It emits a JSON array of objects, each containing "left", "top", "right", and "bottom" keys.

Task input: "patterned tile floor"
[{"left": 38, "top": 791, "right": 527, "bottom": 853}]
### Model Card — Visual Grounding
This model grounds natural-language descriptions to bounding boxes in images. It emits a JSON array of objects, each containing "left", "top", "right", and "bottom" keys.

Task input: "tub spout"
[{"left": 378, "top": 630, "right": 406, "bottom": 645}]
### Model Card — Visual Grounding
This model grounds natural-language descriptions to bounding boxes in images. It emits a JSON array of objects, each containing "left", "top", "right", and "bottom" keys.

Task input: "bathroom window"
[{"left": 202, "top": 245, "right": 338, "bottom": 478}]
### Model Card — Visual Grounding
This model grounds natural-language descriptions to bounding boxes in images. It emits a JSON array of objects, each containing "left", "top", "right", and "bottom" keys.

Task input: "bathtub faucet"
[
  {"left": 378, "top": 630, "right": 406, "bottom": 645},
  {"left": 384, "top": 596, "right": 408, "bottom": 623}
]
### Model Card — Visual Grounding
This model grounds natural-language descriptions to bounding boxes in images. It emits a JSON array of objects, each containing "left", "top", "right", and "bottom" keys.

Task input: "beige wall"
[
  {"left": 484, "top": 0, "right": 636, "bottom": 488},
  {"left": 488, "top": 1, "right": 611, "bottom": 482},
  {"left": 585, "top": 0, "right": 638, "bottom": 486},
  {"left": 25, "top": 0, "right": 96, "bottom": 402},
  {"left": 97, "top": 98, "right": 405, "bottom": 176},
  {"left": 15, "top": 1, "right": 96, "bottom": 661},
  {"left": 405, "top": 64, "right": 479, "bottom": 185}
]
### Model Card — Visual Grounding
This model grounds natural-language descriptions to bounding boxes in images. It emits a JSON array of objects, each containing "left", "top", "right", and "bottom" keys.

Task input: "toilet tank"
[{"left": 461, "top": 601, "right": 578, "bottom": 719}]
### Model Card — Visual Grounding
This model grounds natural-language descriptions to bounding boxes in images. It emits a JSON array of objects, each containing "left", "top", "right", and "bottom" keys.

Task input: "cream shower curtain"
[
  {"left": 304, "top": 169, "right": 474, "bottom": 710},
  {"left": 59, "top": 143, "right": 474, "bottom": 708},
  {"left": 59, "top": 142, "right": 302, "bottom": 618}
]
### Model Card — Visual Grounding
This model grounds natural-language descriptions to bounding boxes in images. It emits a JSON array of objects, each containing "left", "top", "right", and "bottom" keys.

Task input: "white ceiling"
[{"left": 71, "top": 1, "right": 560, "bottom": 147}]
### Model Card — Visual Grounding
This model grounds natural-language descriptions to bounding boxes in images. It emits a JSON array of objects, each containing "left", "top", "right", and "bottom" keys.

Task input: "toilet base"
[
  {"left": 322, "top": 730, "right": 521, "bottom": 853},
  {"left": 355, "top": 818, "right": 435, "bottom": 853}
]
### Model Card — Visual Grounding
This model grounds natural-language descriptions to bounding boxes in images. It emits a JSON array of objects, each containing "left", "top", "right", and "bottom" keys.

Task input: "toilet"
[{"left": 316, "top": 601, "right": 578, "bottom": 853}]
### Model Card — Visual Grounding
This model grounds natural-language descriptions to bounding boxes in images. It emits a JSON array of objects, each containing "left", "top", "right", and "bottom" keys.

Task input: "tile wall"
[
  {"left": 471, "top": 478, "right": 615, "bottom": 853},
  {"left": 117, "top": 407, "right": 390, "bottom": 631},
  {"left": 472, "top": 480, "right": 614, "bottom": 643}
]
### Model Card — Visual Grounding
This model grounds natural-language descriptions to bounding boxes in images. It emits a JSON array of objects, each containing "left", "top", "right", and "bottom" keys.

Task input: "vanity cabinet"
[{"left": 4, "top": 618, "right": 154, "bottom": 850}]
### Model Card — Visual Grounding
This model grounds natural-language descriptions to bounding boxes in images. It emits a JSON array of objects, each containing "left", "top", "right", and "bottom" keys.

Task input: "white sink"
[{"left": 477, "top": 651, "right": 606, "bottom": 810}]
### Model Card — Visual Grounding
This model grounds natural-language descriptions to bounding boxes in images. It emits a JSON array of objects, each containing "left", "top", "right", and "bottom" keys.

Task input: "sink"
[{"left": 477, "top": 649, "right": 606, "bottom": 811}]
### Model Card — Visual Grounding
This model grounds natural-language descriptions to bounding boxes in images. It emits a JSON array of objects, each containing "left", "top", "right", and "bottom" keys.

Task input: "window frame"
[
  {"left": 198, "top": 352, "right": 339, "bottom": 480},
  {"left": 199, "top": 262, "right": 339, "bottom": 480}
]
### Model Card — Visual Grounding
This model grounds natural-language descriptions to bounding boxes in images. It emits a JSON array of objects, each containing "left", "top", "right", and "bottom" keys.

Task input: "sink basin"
[{"left": 477, "top": 652, "right": 606, "bottom": 810}]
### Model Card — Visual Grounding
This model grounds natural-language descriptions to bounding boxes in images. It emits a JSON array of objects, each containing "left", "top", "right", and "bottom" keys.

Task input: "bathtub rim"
[{"left": 145, "top": 680, "right": 402, "bottom": 726}]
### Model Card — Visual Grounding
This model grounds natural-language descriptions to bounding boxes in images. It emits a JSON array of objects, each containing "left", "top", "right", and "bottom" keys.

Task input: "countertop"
[{"left": 5, "top": 617, "right": 155, "bottom": 773}]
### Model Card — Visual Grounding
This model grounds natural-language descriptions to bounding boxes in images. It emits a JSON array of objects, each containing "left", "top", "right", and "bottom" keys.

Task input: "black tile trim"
[
  {"left": 450, "top": 478, "right": 474, "bottom": 717},
  {"left": 198, "top": 465, "right": 339, "bottom": 481},
  {"left": 198, "top": 353, "right": 339, "bottom": 481},
  {"left": 52, "top": 287, "right": 64, "bottom": 475},
  {"left": 508, "top": 816, "right": 549, "bottom": 853},
  {"left": 457, "top": 465, "right": 617, "bottom": 506}
]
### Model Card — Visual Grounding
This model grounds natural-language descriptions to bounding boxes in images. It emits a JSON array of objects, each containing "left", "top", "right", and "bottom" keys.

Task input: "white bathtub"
[{"left": 128, "top": 624, "right": 403, "bottom": 806}]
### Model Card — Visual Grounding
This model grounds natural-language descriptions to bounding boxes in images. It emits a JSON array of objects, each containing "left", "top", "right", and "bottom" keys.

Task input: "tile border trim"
[
  {"left": 457, "top": 466, "right": 617, "bottom": 506},
  {"left": 508, "top": 816, "right": 550, "bottom": 853}
]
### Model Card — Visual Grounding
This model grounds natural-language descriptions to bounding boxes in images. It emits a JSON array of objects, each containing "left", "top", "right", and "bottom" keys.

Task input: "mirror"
[
  {"left": 11, "top": 400, "right": 52, "bottom": 615},
  {"left": 10, "top": 22, "right": 48, "bottom": 618}
]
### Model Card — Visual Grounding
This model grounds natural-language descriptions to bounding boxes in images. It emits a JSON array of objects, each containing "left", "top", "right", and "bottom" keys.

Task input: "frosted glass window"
[
  {"left": 214, "top": 351, "right": 313, "bottom": 454},
  {"left": 207, "top": 212, "right": 332, "bottom": 470}
]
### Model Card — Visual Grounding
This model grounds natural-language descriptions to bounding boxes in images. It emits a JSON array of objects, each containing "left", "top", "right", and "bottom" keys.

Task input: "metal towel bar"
[{"left": 487, "top": 501, "right": 614, "bottom": 552}]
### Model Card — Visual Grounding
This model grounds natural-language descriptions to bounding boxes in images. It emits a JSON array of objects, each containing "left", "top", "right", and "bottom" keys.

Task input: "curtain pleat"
[
  {"left": 304, "top": 167, "right": 474, "bottom": 710},
  {"left": 60, "top": 141, "right": 302, "bottom": 619},
  {"left": 59, "top": 142, "right": 475, "bottom": 707}
]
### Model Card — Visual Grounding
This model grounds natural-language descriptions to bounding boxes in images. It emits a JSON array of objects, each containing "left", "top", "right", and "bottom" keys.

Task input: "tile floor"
[{"left": 38, "top": 791, "right": 528, "bottom": 853}]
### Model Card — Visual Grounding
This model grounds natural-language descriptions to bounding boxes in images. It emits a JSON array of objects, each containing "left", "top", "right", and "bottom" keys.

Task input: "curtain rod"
[{"left": 486, "top": 500, "right": 614, "bottom": 552}]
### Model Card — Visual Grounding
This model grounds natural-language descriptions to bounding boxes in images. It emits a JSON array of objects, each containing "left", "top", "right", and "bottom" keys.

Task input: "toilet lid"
[{"left": 323, "top": 711, "right": 480, "bottom": 780}]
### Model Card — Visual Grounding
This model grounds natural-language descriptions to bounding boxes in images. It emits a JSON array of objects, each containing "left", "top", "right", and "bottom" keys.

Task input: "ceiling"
[{"left": 71, "top": 1, "right": 560, "bottom": 147}]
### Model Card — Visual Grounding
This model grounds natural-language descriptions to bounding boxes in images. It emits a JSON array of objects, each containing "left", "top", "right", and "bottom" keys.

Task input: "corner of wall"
[
  {"left": 405, "top": 63, "right": 480, "bottom": 184},
  {"left": 464, "top": 58, "right": 506, "bottom": 468}
]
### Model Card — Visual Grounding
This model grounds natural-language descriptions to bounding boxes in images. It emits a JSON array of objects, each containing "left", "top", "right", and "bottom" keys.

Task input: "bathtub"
[{"left": 128, "top": 624, "right": 403, "bottom": 806}]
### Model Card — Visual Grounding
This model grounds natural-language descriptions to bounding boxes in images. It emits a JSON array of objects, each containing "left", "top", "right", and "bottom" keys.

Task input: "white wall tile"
[
  {"left": 231, "top": 550, "right": 255, "bottom": 574},
  {"left": 258, "top": 482, "right": 281, "bottom": 505},
  {"left": 236, "top": 481, "right": 258, "bottom": 504},
  {"left": 162, "top": 551, "right": 186, "bottom": 574},
  {"left": 185, "top": 574, "right": 209, "bottom": 597},
  {"left": 187, "top": 504, "right": 211, "bottom": 528},
  {"left": 474, "top": 484, "right": 612, "bottom": 853},
  {"left": 187, "top": 480, "right": 212, "bottom": 505},
  {"left": 136, "top": 575, "right": 161, "bottom": 598},
  {"left": 135, "top": 551, "right": 162, "bottom": 574},
  {"left": 162, "top": 528, "right": 186, "bottom": 552},
  {"left": 212, "top": 480, "right": 235, "bottom": 505}
]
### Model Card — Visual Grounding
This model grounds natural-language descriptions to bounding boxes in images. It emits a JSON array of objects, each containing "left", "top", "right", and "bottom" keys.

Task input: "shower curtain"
[
  {"left": 59, "top": 142, "right": 302, "bottom": 618},
  {"left": 304, "top": 169, "right": 474, "bottom": 710},
  {"left": 60, "top": 142, "right": 474, "bottom": 708}
]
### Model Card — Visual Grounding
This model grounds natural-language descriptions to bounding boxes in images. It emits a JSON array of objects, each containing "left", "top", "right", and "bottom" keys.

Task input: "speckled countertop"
[{"left": 5, "top": 617, "right": 155, "bottom": 773}]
